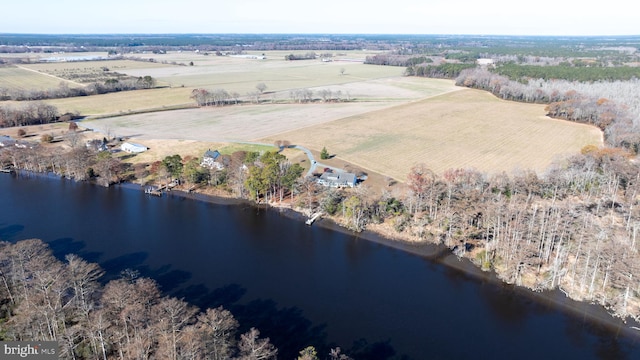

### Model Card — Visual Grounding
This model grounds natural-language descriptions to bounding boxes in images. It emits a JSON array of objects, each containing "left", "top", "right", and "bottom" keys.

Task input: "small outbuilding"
[{"left": 120, "top": 142, "right": 148, "bottom": 153}]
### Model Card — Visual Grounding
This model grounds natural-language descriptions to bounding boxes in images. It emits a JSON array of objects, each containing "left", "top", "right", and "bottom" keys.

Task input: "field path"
[{"left": 16, "top": 65, "right": 86, "bottom": 87}]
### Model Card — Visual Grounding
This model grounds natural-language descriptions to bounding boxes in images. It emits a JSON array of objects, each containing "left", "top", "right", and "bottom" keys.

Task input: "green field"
[
  {"left": 122, "top": 56, "right": 404, "bottom": 93},
  {"left": 45, "top": 87, "right": 195, "bottom": 116},
  {"left": 0, "top": 66, "right": 77, "bottom": 91}
]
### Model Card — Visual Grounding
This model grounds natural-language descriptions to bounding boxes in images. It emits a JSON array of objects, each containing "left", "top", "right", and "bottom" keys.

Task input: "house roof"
[
  {"left": 204, "top": 149, "right": 221, "bottom": 160},
  {"left": 122, "top": 142, "right": 147, "bottom": 148},
  {"left": 318, "top": 171, "right": 357, "bottom": 186}
]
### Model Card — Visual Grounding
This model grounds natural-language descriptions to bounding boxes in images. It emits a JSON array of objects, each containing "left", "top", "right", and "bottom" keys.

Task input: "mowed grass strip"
[
  {"left": 45, "top": 87, "right": 195, "bottom": 115},
  {"left": 0, "top": 66, "right": 73, "bottom": 91},
  {"left": 261, "top": 88, "right": 603, "bottom": 179}
]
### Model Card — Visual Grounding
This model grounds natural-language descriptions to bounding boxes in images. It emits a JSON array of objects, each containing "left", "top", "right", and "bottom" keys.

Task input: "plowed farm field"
[{"left": 260, "top": 88, "right": 603, "bottom": 179}]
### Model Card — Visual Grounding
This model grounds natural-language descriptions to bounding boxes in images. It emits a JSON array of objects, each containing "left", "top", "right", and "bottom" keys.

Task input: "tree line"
[
  {"left": 289, "top": 148, "right": 640, "bottom": 321},
  {"left": 284, "top": 52, "right": 318, "bottom": 61},
  {"left": 0, "top": 239, "right": 281, "bottom": 360},
  {"left": 0, "top": 135, "right": 125, "bottom": 186},
  {"left": 453, "top": 67, "right": 640, "bottom": 152},
  {"left": 405, "top": 63, "right": 475, "bottom": 78},
  {"left": 0, "top": 76, "right": 156, "bottom": 102},
  {"left": 4, "top": 130, "right": 640, "bottom": 322},
  {"left": 0, "top": 102, "right": 60, "bottom": 127},
  {"left": 494, "top": 63, "right": 640, "bottom": 82},
  {"left": 190, "top": 85, "right": 349, "bottom": 107}
]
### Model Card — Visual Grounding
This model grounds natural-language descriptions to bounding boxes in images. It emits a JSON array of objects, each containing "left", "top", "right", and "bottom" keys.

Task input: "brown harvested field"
[
  {"left": 260, "top": 88, "right": 603, "bottom": 179},
  {"left": 80, "top": 82, "right": 602, "bottom": 181},
  {"left": 81, "top": 101, "right": 402, "bottom": 140},
  {"left": 6, "top": 51, "right": 601, "bottom": 182},
  {"left": 19, "top": 52, "right": 431, "bottom": 117},
  {"left": 80, "top": 78, "right": 460, "bottom": 139}
]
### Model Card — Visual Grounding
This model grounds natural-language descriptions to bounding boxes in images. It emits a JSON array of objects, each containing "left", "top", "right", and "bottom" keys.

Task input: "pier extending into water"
[{"left": 305, "top": 212, "right": 322, "bottom": 225}]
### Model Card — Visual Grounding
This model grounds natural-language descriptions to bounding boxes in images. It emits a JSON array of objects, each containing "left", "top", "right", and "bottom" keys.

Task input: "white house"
[
  {"left": 120, "top": 142, "right": 148, "bottom": 153},
  {"left": 200, "top": 149, "right": 224, "bottom": 170}
]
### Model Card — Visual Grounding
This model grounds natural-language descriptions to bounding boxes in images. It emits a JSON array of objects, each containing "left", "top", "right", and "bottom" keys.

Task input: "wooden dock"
[
  {"left": 145, "top": 187, "right": 163, "bottom": 197},
  {"left": 305, "top": 212, "right": 322, "bottom": 226}
]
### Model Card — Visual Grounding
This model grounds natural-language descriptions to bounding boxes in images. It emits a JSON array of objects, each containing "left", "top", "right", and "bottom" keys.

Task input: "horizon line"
[{"left": 1, "top": 32, "right": 640, "bottom": 38}]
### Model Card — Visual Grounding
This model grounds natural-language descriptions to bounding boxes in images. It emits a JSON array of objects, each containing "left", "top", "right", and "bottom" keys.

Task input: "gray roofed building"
[
  {"left": 317, "top": 171, "right": 357, "bottom": 188},
  {"left": 201, "top": 149, "right": 224, "bottom": 170}
]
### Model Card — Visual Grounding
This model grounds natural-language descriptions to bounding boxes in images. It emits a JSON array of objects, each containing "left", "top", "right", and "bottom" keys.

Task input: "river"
[{"left": 1, "top": 173, "right": 639, "bottom": 359}]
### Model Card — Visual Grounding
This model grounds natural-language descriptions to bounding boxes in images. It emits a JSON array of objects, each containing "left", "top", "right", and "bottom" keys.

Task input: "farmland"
[
  {"left": 0, "top": 66, "right": 78, "bottom": 91},
  {"left": 47, "top": 87, "right": 195, "bottom": 116},
  {"left": 21, "top": 59, "right": 168, "bottom": 84},
  {"left": 82, "top": 84, "right": 601, "bottom": 180},
  {"left": 261, "top": 88, "right": 602, "bottom": 178},
  {"left": 3, "top": 50, "right": 602, "bottom": 180}
]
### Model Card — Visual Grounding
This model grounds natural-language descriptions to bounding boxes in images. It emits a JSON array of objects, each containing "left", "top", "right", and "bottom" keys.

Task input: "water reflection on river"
[{"left": 1, "top": 173, "right": 638, "bottom": 359}]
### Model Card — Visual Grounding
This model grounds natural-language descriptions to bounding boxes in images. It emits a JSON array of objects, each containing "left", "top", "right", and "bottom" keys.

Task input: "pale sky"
[{"left": 1, "top": 0, "right": 637, "bottom": 36}]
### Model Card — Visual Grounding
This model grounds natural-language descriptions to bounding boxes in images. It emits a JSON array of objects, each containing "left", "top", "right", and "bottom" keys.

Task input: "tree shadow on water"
[
  {"left": 47, "top": 237, "right": 102, "bottom": 263},
  {"left": 100, "top": 252, "right": 149, "bottom": 281},
  {"left": 347, "top": 338, "right": 400, "bottom": 360},
  {"left": 231, "top": 298, "right": 328, "bottom": 360},
  {"left": 174, "top": 282, "right": 329, "bottom": 360},
  {"left": 0, "top": 224, "right": 25, "bottom": 240},
  {"left": 201, "top": 284, "right": 247, "bottom": 309},
  {"left": 138, "top": 263, "right": 193, "bottom": 293}
]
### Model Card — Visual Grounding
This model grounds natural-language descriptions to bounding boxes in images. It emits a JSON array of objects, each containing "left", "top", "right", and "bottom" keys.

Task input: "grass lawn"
[{"left": 0, "top": 66, "right": 78, "bottom": 91}]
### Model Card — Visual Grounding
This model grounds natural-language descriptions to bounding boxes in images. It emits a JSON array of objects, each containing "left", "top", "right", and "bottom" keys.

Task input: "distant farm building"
[
  {"left": 200, "top": 149, "right": 224, "bottom": 170},
  {"left": 230, "top": 54, "right": 266, "bottom": 60},
  {"left": 317, "top": 171, "right": 357, "bottom": 188},
  {"left": 120, "top": 142, "right": 148, "bottom": 153},
  {"left": 477, "top": 58, "right": 494, "bottom": 66}
]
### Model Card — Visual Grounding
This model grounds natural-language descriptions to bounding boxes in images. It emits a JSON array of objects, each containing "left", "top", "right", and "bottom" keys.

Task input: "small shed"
[{"left": 120, "top": 142, "right": 148, "bottom": 153}]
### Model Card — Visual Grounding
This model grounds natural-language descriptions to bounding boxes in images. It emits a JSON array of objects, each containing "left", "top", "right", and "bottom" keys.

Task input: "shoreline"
[
  {"left": 133, "top": 181, "right": 640, "bottom": 340},
  {"left": 7, "top": 171, "right": 640, "bottom": 340}
]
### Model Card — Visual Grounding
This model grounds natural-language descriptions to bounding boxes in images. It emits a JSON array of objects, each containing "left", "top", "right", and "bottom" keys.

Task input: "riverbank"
[
  {"left": 123, "top": 178, "right": 640, "bottom": 340},
  {"left": 5, "top": 169, "right": 640, "bottom": 341}
]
